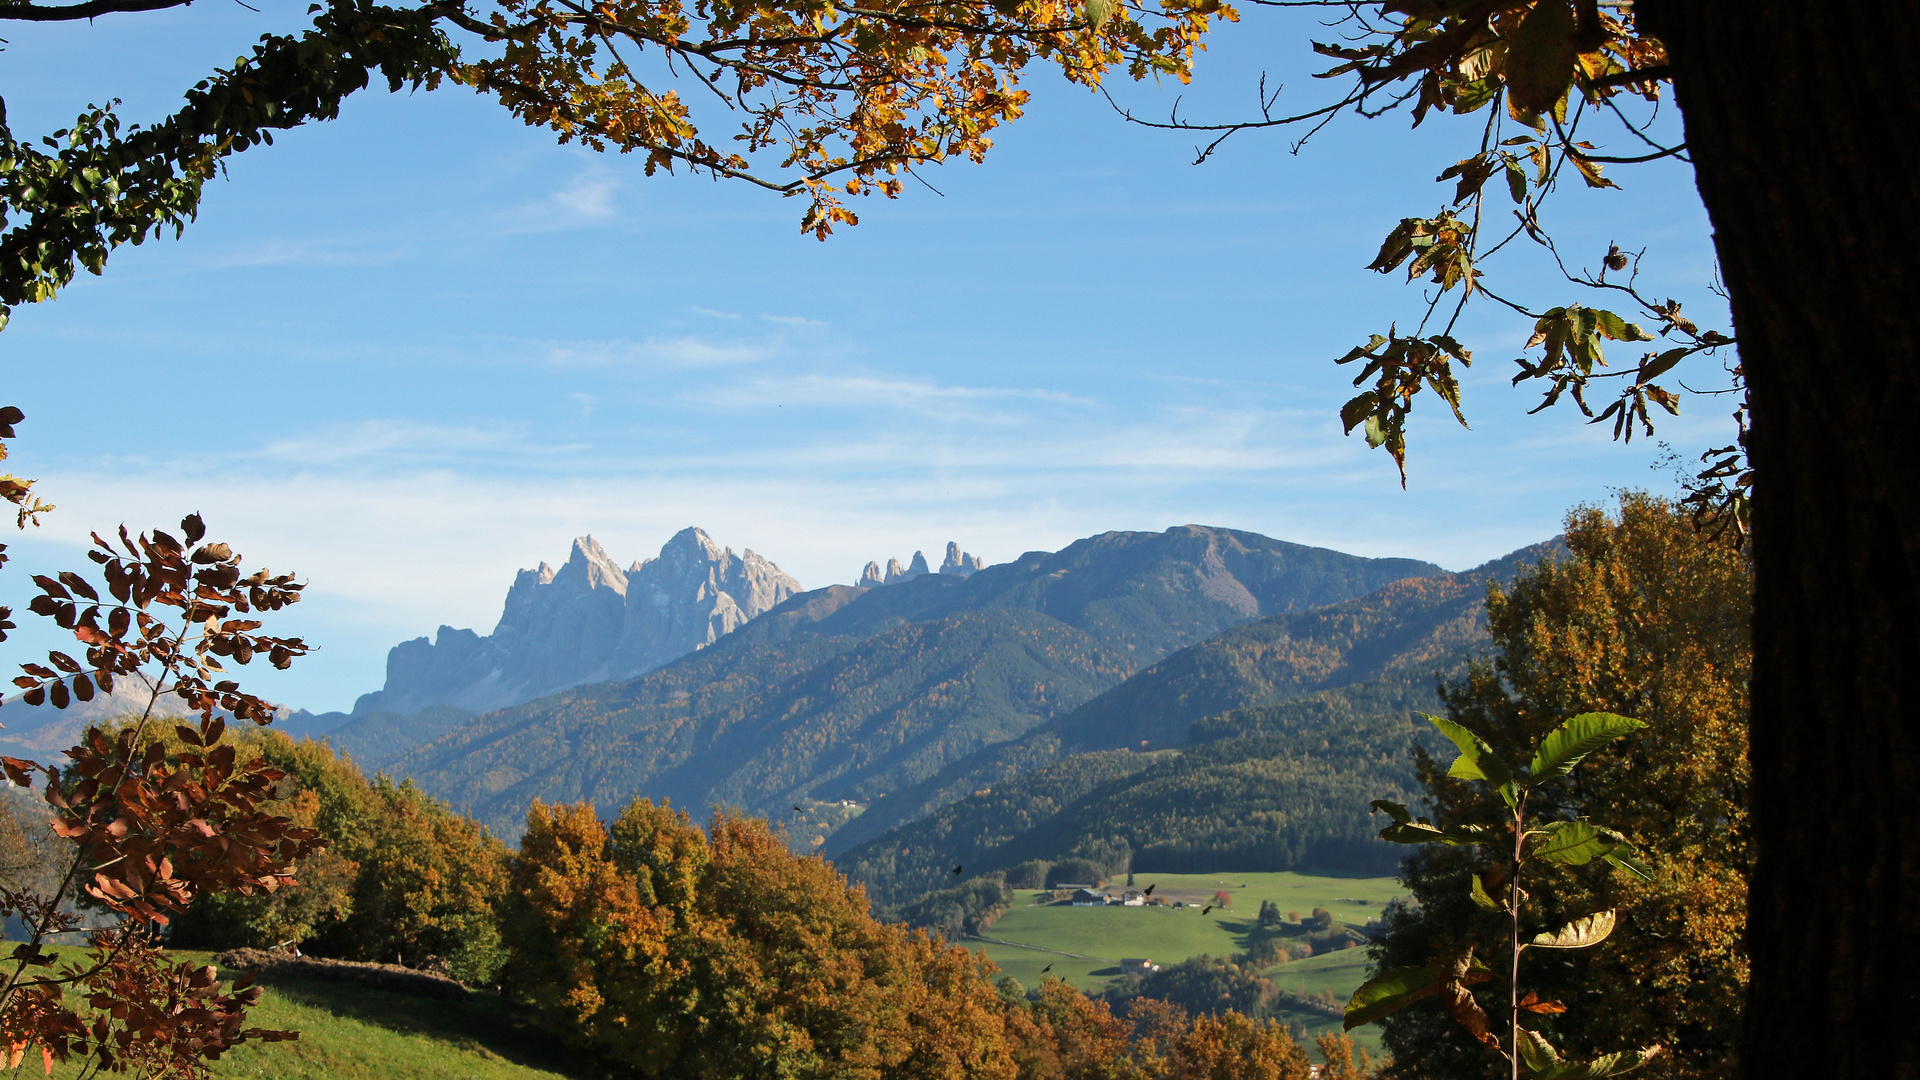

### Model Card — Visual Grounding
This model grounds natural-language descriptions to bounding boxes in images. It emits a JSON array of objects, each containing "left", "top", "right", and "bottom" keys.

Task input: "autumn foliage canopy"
[{"left": 502, "top": 795, "right": 1324, "bottom": 1080}]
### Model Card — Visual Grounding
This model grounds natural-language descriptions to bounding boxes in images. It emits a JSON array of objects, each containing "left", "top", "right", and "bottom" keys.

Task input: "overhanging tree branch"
[{"left": 0, "top": 0, "right": 192, "bottom": 22}]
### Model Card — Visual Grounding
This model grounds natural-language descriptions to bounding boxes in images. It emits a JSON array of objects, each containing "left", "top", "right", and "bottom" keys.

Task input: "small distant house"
[
  {"left": 1119, "top": 958, "right": 1159, "bottom": 975},
  {"left": 1121, "top": 891, "right": 1145, "bottom": 907},
  {"left": 1071, "top": 889, "right": 1107, "bottom": 907}
]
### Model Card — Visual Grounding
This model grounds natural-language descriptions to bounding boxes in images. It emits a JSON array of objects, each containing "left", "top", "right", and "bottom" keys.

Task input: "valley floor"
[{"left": 965, "top": 871, "right": 1400, "bottom": 1056}]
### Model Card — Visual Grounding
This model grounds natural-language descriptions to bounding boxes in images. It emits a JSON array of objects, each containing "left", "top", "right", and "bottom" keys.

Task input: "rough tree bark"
[{"left": 1644, "top": 2, "right": 1920, "bottom": 1077}]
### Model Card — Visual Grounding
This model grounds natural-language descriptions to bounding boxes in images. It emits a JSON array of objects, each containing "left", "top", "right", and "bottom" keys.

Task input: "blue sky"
[{"left": 1, "top": 2, "right": 1734, "bottom": 712}]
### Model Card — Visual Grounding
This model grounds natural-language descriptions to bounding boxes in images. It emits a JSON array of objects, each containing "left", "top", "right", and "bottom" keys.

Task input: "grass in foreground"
[{"left": 14, "top": 947, "right": 577, "bottom": 1080}]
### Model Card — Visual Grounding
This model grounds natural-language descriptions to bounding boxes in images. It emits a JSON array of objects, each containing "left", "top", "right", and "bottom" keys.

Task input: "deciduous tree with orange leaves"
[
  {"left": 504, "top": 797, "right": 1017, "bottom": 1079},
  {"left": 503, "top": 795, "right": 1316, "bottom": 1080}
]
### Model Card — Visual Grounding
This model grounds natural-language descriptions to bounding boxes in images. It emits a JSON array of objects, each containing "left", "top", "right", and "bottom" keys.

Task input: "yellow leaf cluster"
[{"left": 450, "top": 0, "right": 1233, "bottom": 235}]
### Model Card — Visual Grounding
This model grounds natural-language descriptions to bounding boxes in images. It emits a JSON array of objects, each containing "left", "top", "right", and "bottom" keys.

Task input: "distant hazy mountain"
[
  {"left": 394, "top": 525, "right": 1447, "bottom": 836},
  {"left": 309, "top": 705, "right": 476, "bottom": 772},
  {"left": 0, "top": 672, "right": 299, "bottom": 761},
  {"left": 352, "top": 527, "right": 802, "bottom": 717},
  {"left": 829, "top": 540, "right": 1562, "bottom": 904},
  {"left": 0, "top": 674, "right": 170, "bottom": 759}
]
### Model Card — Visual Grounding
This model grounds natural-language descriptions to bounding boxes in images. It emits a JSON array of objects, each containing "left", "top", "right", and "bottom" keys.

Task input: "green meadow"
[
  {"left": 970, "top": 870, "right": 1399, "bottom": 983},
  {"left": 966, "top": 871, "right": 1402, "bottom": 1057}
]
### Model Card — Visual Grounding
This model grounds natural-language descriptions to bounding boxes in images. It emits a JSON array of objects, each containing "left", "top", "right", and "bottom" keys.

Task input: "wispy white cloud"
[
  {"left": 760, "top": 313, "right": 828, "bottom": 327},
  {"left": 256, "top": 418, "right": 589, "bottom": 466},
  {"left": 181, "top": 236, "right": 419, "bottom": 272},
  {"left": 493, "top": 166, "right": 625, "bottom": 234},
  {"left": 683, "top": 374, "right": 1096, "bottom": 421},
  {"left": 541, "top": 336, "right": 771, "bottom": 368},
  {"left": 692, "top": 307, "right": 743, "bottom": 320},
  {"left": 551, "top": 169, "right": 620, "bottom": 219}
]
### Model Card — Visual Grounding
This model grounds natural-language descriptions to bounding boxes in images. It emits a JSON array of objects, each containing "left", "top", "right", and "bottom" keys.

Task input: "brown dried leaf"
[{"left": 1438, "top": 952, "right": 1500, "bottom": 1048}]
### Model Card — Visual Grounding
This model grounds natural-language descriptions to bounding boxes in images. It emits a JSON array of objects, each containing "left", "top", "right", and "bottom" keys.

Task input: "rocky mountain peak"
[
  {"left": 355, "top": 528, "right": 802, "bottom": 716},
  {"left": 556, "top": 535, "right": 629, "bottom": 595},
  {"left": 653, "top": 526, "right": 729, "bottom": 570},
  {"left": 858, "top": 542, "right": 984, "bottom": 587},
  {"left": 940, "top": 542, "right": 986, "bottom": 576}
]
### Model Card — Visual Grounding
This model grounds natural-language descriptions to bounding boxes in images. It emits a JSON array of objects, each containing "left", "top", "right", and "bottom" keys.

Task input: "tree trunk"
[{"left": 1644, "top": 2, "right": 1920, "bottom": 1076}]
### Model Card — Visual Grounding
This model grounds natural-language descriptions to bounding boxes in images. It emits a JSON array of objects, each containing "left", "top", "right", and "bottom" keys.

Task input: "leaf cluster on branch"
[
  {"left": 0, "top": 0, "right": 1226, "bottom": 325},
  {"left": 0, "top": 410, "right": 327, "bottom": 1077},
  {"left": 455, "top": 0, "right": 1229, "bottom": 237},
  {"left": 1349, "top": 710, "right": 1661, "bottom": 1080},
  {"left": 1102, "top": 1, "right": 1745, "bottom": 531}
]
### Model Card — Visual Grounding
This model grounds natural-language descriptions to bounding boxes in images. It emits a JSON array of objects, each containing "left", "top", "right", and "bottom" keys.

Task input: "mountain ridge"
[
  {"left": 822, "top": 539, "right": 1560, "bottom": 883},
  {"left": 390, "top": 525, "right": 1447, "bottom": 836}
]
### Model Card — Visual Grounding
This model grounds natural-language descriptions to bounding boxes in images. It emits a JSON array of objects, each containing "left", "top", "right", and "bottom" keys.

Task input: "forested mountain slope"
[
  {"left": 830, "top": 541, "right": 1562, "bottom": 903},
  {"left": 843, "top": 666, "right": 1458, "bottom": 907},
  {"left": 394, "top": 526, "right": 1443, "bottom": 836},
  {"left": 823, "top": 540, "right": 1556, "bottom": 855}
]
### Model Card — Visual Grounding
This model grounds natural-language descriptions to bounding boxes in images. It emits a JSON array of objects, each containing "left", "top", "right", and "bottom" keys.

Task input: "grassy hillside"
[
  {"left": 393, "top": 526, "right": 1445, "bottom": 837},
  {"left": 25, "top": 948, "right": 575, "bottom": 1080}
]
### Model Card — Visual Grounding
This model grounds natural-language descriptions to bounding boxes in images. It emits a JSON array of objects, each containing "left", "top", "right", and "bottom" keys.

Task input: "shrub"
[
  {"left": 169, "top": 733, "right": 510, "bottom": 984},
  {"left": 1107, "top": 956, "right": 1273, "bottom": 1020}
]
